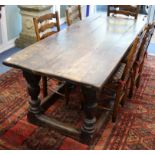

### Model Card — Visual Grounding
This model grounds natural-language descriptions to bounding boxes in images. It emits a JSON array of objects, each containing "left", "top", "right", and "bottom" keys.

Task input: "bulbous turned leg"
[
  {"left": 80, "top": 86, "right": 97, "bottom": 145},
  {"left": 23, "top": 71, "right": 42, "bottom": 123}
]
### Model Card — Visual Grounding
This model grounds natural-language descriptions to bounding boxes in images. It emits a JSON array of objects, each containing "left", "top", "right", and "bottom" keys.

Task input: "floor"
[{"left": 0, "top": 47, "right": 21, "bottom": 74}]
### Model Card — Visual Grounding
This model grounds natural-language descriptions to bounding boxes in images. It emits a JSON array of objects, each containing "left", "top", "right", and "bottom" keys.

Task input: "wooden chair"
[
  {"left": 65, "top": 5, "right": 82, "bottom": 26},
  {"left": 107, "top": 5, "right": 140, "bottom": 19},
  {"left": 33, "top": 11, "right": 60, "bottom": 41},
  {"left": 99, "top": 31, "right": 146, "bottom": 122},
  {"left": 129, "top": 22, "right": 155, "bottom": 97},
  {"left": 33, "top": 12, "right": 69, "bottom": 104}
]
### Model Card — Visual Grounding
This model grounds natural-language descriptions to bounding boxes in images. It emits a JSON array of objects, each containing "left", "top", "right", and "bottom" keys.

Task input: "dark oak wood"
[
  {"left": 22, "top": 71, "right": 42, "bottom": 121},
  {"left": 66, "top": 5, "right": 82, "bottom": 26},
  {"left": 107, "top": 5, "right": 140, "bottom": 19},
  {"left": 3, "top": 13, "right": 147, "bottom": 144},
  {"left": 3, "top": 14, "right": 147, "bottom": 90},
  {"left": 80, "top": 86, "right": 97, "bottom": 144},
  {"left": 23, "top": 70, "right": 81, "bottom": 139}
]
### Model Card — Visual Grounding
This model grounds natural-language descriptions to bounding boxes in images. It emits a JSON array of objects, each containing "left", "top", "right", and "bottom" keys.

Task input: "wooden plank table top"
[{"left": 3, "top": 13, "right": 147, "bottom": 89}]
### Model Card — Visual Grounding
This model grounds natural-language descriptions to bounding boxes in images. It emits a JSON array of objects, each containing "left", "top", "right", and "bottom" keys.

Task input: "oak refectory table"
[{"left": 3, "top": 13, "right": 147, "bottom": 144}]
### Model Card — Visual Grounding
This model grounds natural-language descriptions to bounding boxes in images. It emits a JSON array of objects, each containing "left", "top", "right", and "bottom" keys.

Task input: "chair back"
[
  {"left": 145, "top": 23, "right": 155, "bottom": 49},
  {"left": 121, "top": 30, "right": 146, "bottom": 81},
  {"left": 66, "top": 5, "right": 82, "bottom": 26},
  {"left": 33, "top": 11, "right": 60, "bottom": 41},
  {"left": 137, "top": 23, "right": 155, "bottom": 61},
  {"left": 107, "top": 5, "right": 140, "bottom": 19}
]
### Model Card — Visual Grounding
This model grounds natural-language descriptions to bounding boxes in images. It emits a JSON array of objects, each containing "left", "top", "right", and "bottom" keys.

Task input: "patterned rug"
[{"left": 0, "top": 56, "right": 155, "bottom": 150}]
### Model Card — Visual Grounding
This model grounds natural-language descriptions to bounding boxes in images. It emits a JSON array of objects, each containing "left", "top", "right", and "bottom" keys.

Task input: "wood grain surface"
[{"left": 3, "top": 13, "right": 147, "bottom": 89}]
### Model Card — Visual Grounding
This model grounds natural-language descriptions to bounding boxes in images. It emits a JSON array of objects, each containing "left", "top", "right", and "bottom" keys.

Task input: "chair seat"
[
  {"left": 98, "top": 62, "right": 128, "bottom": 122},
  {"left": 99, "top": 62, "right": 126, "bottom": 106},
  {"left": 100, "top": 63, "right": 126, "bottom": 99},
  {"left": 112, "top": 63, "right": 126, "bottom": 83}
]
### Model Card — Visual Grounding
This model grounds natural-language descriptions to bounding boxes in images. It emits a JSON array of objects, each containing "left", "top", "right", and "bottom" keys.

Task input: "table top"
[{"left": 3, "top": 13, "right": 147, "bottom": 89}]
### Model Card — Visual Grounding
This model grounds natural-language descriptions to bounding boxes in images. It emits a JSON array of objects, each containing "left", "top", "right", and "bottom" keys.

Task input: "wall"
[
  {"left": 148, "top": 5, "right": 155, "bottom": 23},
  {"left": 60, "top": 5, "right": 67, "bottom": 18},
  {"left": 5, "top": 5, "right": 21, "bottom": 41},
  {"left": 0, "top": 22, "right": 2, "bottom": 44}
]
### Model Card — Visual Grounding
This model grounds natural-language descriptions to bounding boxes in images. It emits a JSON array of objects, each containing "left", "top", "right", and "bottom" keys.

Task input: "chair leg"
[
  {"left": 136, "top": 60, "right": 145, "bottom": 88},
  {"left": 112, "top": 102, "right": 118, "bottom": 123},
  {"left": 120, "top": 78, "right": 130, "bottom": 106},
  {"left": 42, "top": 76, "right": 48, "bottom": 98},
  {"left": 136, "top": 74, "right": 141, "bottom": 88},
  {"left": 112, "top": 90, "right": 121, "bottom": 123},
  {"left": 128, "top": 73, "right": 135, "bottom": 99}
]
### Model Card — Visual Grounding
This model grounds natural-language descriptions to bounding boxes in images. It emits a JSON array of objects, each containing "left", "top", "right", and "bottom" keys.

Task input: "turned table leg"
[
  {"left": 23, "top": 71, "right": 42, "bottom": 123},
  {"left": 81, "top": 86, "right": 97, "bottom": 144}
]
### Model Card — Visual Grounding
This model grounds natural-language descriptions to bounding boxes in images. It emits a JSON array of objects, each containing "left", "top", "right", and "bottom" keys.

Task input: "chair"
[
  {"left": 33, "top": 11, "right": 60, "bottom": 41},
  {"left": 129, "top": 22, "right": 155, "bottom": 97},
  {"left": 107, "top": 5, "right": 140, "bottom": 71},
  {"left": 33, "top": 12, "right": 69, "bottom": 104},
  {"left": 107, "top": 5, "right": 140, "bottom": 19},
  {"left": 65, "top": 5, "right": 82, "bottom": 26},
  {"left": 99, "top": 30, "right": 146, "bottom": 122}
]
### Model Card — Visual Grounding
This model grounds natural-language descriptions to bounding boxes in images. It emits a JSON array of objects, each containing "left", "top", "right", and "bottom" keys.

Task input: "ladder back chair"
[
  {"left": 107, "top": 5, "right": 140, "bottom": 19},
  {"left": 99, "top": 31, "right": 146, "bottom": 122},
  {"left": 129, "top": 22, "right": 155, "bottom": 97},
  {"left": 33, "top": 12, "right": 70, "bottom": 104},
  {"left": 65, "top": 5, "right": 82, "bottom": 26},
  {"left": 33, "top": 11, "right": 60, "bottom": 41}
]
